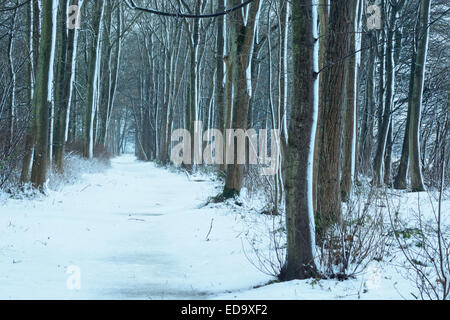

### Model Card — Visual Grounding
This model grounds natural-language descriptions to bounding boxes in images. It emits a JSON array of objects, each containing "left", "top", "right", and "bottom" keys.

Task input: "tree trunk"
[
  {"left": 97, "top": 0, "right": 112, "bottom": 147},
  {"left": 372, "top": 4, "right": 387, "bottom": 186},
  {"left": 373, "top": 0, "right": 405, "bottom": 187},
  {"left": 281, "top": 0, "right": 317, "bottom": 281},
  {"left": 341, "top": 0, "right": 359, "bottom": 202},
  {"left": 313, "top": 0, "right": 329, "bottom": 213},
  {"left": 359, "top": 32, "right": 376, "bottom": 176},
  {"left": 316, "top": 0, "right": 353, "bottom": 234},
  {"left": 83, "top": 0, "right": 104, "bottom": 159},
  {"left": 21, "top": 0, "right": 40, "bottom": 183},
  {"left": 216, "top": 0, "right": 225, "bottom": 172},
  {"left": 394, "top": 23, "right": 415, "bottom": 190},
  {"left": 30, "top": 0, "right": 54, "bottom": 191},
  {"left": 105, "top": 4, "right": 122, "bottom": 151},
  {"left": 384, "top": 121, "right": 393, "bottom": 185},
  {"left": 6, "top": 9, "right": 17, "bottom": 153},
  {"left": 53, "top": 0, "right": 80, "bottom": 173},
  {"left": 408, "top": 0, "right": 431, "bottom": 192},
  {"left": 223, "top": 0, "right": 261, "bottom": 198}
]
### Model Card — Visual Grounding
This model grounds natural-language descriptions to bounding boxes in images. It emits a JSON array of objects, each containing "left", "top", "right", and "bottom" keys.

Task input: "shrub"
[{"left": 316, "top": 186, "right": 389, "bottom": 280}]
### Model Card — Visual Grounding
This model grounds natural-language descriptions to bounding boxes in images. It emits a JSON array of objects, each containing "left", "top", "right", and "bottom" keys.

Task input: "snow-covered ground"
[{"left": 0, "top": 155, "right": 447, "bottom": 299}]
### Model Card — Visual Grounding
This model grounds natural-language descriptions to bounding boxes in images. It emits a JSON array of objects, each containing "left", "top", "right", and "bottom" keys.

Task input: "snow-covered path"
[
  {"left": 0, "top": 155, "right": 271, "bottom": 299},
  {"left": 3, "top": 155, "right": 445, "bottom": 300}
]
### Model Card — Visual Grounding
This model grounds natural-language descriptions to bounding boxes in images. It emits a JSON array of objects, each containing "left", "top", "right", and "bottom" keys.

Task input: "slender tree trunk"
[
  {"left": 341, "top": 0, "right": 359, "bottom": 202},
  {"left": 381, "top": 2, "right": 404, "bottom": 186},
  {"left": 105, "top": 4, "right": 122, "bottom": 150},
  {"left": 83, "top": 0, "right": 104, "bottom": 158},
  {"left": 313, "top": 0, "right": 329, "bottom": 213},
  {"left": 372, "top": 4, "right": 387, "bottom": 186},
  {"left": 216, "top": 0, "right": 225, "bottom": 172},
  {"left": 30, "top": 0, "right": 54, "bottom": 191},
  {"left": 394, "top": 25, "right": 415, "bottom": 189},
  {"left": 223, "top": 0, "right": 261, "bottom": 198},
  {"left": 409, "top": 0, "right": 431, "bottom": 192},
  {"left": 6, "top": 10, "right": 17, "bottom": 153},
  {"left": 21, "top": 0, "right": 40, "bottom": 183},
  {"left": 359, "top": 32, "right": 376, "bottom": 176},
  {"left": 97, "top": 0, "right": 112, "bottom": 147},
  {"left": 384, "top": 121, "right": 393, "bottom": 185},
  {"left": 53, "top": 0, "right": 80, "bottom": 173},
  {"left": 224, "top": 54, "right": 233, "bottom": 169}
]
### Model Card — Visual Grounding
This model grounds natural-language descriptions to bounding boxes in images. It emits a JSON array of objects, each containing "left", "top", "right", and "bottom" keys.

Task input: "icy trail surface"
[{"left": 0, "top": 155, "right": 271, "bottom": 299}]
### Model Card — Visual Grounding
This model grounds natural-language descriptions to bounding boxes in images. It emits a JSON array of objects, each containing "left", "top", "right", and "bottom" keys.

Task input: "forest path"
[{"left": 0, "top": 155, "right": 270, "bottom": 299}]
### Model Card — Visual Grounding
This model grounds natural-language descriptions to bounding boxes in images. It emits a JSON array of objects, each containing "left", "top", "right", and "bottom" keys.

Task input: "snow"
[
  {"left": 0, "top": 156, "right": 448, "bottom": 299},
  {"left": 0, "top": 155, "right": 270, "bottom": 299},
  {"left": 309, "top": 0, "right": 320, "bottom": 253}
]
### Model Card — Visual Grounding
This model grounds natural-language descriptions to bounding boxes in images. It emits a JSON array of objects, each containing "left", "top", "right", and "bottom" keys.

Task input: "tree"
[
  {"left": 222, "top": 0, "right": 261, "bottom": 198},
  {"left": 53, "top": 0, "right": 81, "bottom": 173},
  {"left": 281, "top": 0, "right": 318, "bottom": 281},
  {"left": 372, "top": 0, "right": 405, "bottom": 186},
  {"left": 341, "top": 0, "right": 361, "bottom": 201},
  {"left": 358, "top": 31, "right": 376, "bottom": 177},
  {"left": 20, "top": 0, "right": 40, "bottom": 183},
  {"left": 83, "top": 0, "right": 104, "bottom": 159},
  {"left": 408, "top": 0, "right": 431, "bottom": 192},
  {"left": 97, "top": 0, "right": 113, "bottom": 148},
  {"left": 215, "top": 0, "right": 225, "bottom": 172},
  {"left": 30, "top": 0, "right": 54, "bottom": 190},
  {"left": 316, "top": 0, "right": 354, "bottom": 234}
]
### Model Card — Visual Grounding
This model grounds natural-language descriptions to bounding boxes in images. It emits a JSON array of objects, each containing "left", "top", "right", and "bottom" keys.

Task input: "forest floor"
[{"left": 0, "top": 155, "right": 448, "bottom": 299}]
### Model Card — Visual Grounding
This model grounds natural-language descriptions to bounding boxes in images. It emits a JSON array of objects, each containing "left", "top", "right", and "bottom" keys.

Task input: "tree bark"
[
  {"left": 20, "top": 0, "right": 40, "bottom": 183},
  {"left": 216, "top": 0, "right": 225, "bottom": 172},
  {"left": 359, "top": 32, "right": 376, "bottom": 176},
  {"left": 53, "top": 0, "right": 79, "bottom": 173},
  {"left": 408, "top": 0, "right": 431, "bottom": 192},
  {"left": 281, "top": 0, "right": 317, "bottom": 281},
  {"left": 83, "top": 0, "right": 104, "bottom": 159},
  {"left": 394, "top": 23, "right": 415, "bottom": 190},
  {"left": 341, "top": 0, "right": 359, "bottom": 202},
  {"left": 30, "top": 0, "right": 54, "bottom": 191},
  {"left": 97, "top": 0, "right": 112, "bottom": 147},
  {"left": 316, "top": 0, "right": 353, "bottom": 234},
  {"left": 313, "top": 0, "right": 329, "bottom": 213},
  {"left": 223, "top": 0, "right": 261, "bottom": 198}
]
